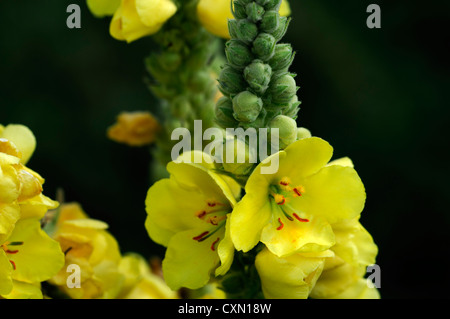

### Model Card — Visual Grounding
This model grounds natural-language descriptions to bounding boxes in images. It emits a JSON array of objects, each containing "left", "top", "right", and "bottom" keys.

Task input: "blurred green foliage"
[{"left": 0, "top": 0, "right": 448, "bottom": 298}]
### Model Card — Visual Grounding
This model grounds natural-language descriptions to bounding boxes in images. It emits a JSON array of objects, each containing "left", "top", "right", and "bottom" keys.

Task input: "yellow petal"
[
  {"left": 261, "top": 211, "right": 335, "bottom": 257},
  {"left": 123, "top": 274, "right": 178, "bottom": 299},
  {"left": 87, "top": 0, "right": 121, "bottom": 17},
  {"left": 0, "top": 202, "right": 20, "bottom": 243},
  {"left": 215, "top": 215, "right": 235, "bottom": 276},
  {"left": 1, "top": 280, "right": 43, "bottom": 299},
  {"left": 0, "top": 250, "right": 13, "bottom": 295},
  {"left": 0, "top": 160, "right": 20, "bottom": 203},
  {"left": 255, "top": 247, "right": 327, "bottom": 299},
  {"left": 8, "top": 219, "right": 65, "bottom": 283},
  {"left": 294, "top": 165, "right": 366, "bottom": 224},
  {"left": 135, "top": 0, "right": 177, "bottom": 27},
  {"left": 327, "top": 157, "right": 354, "bottom": 168},
  {"left": 279, "top": 0, "right": 291, "bottom": 17},
  {"left": 0, "top": 124, "right": 36, "bottom": 164},
  {"left": 162, "top": 228, "right": 222, "bottom": 290},
  {"left": 19, "top": 194, "right": 59, "bottom": 220},
  {"left": 277, "top": 137, "right": 334, "bottom": 182},
  {"left": 230, "top": 194, "right": 272, "bottom": 253}
]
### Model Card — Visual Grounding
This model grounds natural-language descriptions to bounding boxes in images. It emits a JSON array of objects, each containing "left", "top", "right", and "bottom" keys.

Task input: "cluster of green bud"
[{"left": 215, "top": 0, "right": 301, "bottom": 156}]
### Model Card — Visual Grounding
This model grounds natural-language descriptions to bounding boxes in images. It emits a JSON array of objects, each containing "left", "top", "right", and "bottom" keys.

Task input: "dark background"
[{"left": 1, "top": 0, "right": 449, "bottom": 298}]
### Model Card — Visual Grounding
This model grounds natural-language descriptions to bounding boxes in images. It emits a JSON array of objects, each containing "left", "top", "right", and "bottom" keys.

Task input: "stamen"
[
  {"left": 196, "top": 210, "right": 207, "bottom": 219},
  {"left": 64, "top": 247, "right": 73, "bottom": 255},
  {"left": 8, "top": 242, "right": 24, "bottom": 246},
  {"left": 293, "top": 213, "right": 309, "bottom": 223},
  {"left": 293, "top": 186, "right": 305, "bottom": 197},
  {"left": 193, "top": 231, "right": 210, "bottom": 241},
  {"left": 279, "top": 177, "right": 291, "bottom": 186},
  {"left": 276, "top": 218, "right": 284, "bottom": 230},
  {"left": 5, "top": 250, "right": 19, "bottom": 254},
  {"left": 274, "top": 194, "right": 286, "bottom": 205},
  {"left": 10, "top": 260, "right": 16, "bottom": 270},
  {"left": 210, "top": 238, "right": 220, "bottom": 251}
]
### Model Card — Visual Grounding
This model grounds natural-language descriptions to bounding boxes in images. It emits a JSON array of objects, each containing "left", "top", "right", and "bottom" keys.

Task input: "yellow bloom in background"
[
  {"left": 110, "top": 0, "right": 177, "bottom": 43},
  {"left": 310, "top": 218, "right": 380, "bottom": 299},
  {"left": 197, "top": 0, "right": 291, "bottom": 39},
  {"left": 255, "top": 248, "right": 333, "bottom": 299},
  {"left": 145, "top": 151, "right": 241, "bottom": 291},
  {"left": 230, "top": 137, "right": 366, "bottom": 258},
  {"left": 0, "top": 219, "right": 65, "bottom": 299},
  {"left": 107, "top": 111, "right": 162, "bottom": 147},
  {"left": 117, "top": 253, "right": 178, "bottom": 299},
  {"left": 49, "top": 203, "right": 125, "bottom": 299},
  {"left": 87, "top": 0, "right": 121, "bottom": 17}
]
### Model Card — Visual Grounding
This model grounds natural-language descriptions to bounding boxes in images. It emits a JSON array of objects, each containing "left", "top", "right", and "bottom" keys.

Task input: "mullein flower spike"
[{"left": 215, "top": 0, "right": 298, "bottom": 144}]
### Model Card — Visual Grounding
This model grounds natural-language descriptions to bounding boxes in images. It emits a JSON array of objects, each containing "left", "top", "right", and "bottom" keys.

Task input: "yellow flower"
[
  {"left": 0, "top": 219, "right": 65, "bottom": 299},
  {"left": 145, "top": 151, "right": 241, "bottom": 291},
  {"left": 310, "top": 218, "right": 380, "bottom": 299},
  {"left": 49, "top": 203, "right": 125, "bottom": 299},
  {"left": 197, "top": 0, "right": 291, "bottom": 39},
  {"left": 230, "top": 137, "right": 366, "bottom": 258},
  {"left": 87, "top": 0, "right": 121, "bottom": 17},
  {"left": 110, "top": 0, "right": 177, "bottom": 43},
  {"left": 0, "top": 124, "right": 58, "bottom": 244},
  {"left": 0, "top": 124, "right": 36, "bottom": 165},
  {"left": 117, "top": 253, "right": 178, "bottom": 299},
  {"left": 107, "top": 111, "right": 162, "bottom": 147},
  {"left": 255, "top": 248, "right": 333, "bottom": 299}
]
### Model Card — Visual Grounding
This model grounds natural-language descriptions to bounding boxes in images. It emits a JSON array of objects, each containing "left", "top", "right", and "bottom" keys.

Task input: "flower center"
[
  {"left": 192, "top": 200, "right": 230, "bottom": 251},
  {"left": 269, "top": 177, "right": 309, "bottom": 230},
  {"left": 1, "top": 241, "right": 23, "bottom": 270}
]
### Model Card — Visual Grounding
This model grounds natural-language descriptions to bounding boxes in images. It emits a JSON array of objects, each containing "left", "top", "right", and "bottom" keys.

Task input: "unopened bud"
[
  {"left": 232, "top": 91, "right": 263, "bottom": 123},
  {"left": 244, "top": 60, "right": 272, "bottom": 95},
  {"left": 232, "top": 2, "right": 247, "bottom": 19},
  {"left": 255, "top": 0, "right": 270, "bottom": 6},
  {"left": 297, "top": 127, "right": 312, "bottom": 140},
  {"left": 252, "top": 33, "right": 276, "bottom": 61},
  {"left": 226, "top": 40, "right": 254, "bottom": 70},
  {"left": 215, "top": 97, "right": 239, "bottom": 128},
  {"left": 270, "top": 74, "right": 298, "bottom": 105},
  {"left": 236, "top": 19, "right": 258, "bottom": 43},
  {"left": 283, "top": 95, "right": 301, "bottom": 118},
  {"left": 264, "top": 0, "right": 282, "bottom": 11},
  {"left": 218, "top": 64, "right": 247, "bottom": 96},
  {"left": 246, "top": 2, "right": 265, "bottom": 22},
  {"left": 272, "top": 16, "right": 289, "bottom": 41},
  {"left": 260, "top": 10, "right": 280, "bottom": 34},
  {"left": 269, "top": 43, "right": 294, "bottom": 73},
  {"left": 269, "top": 115, "right": 297, "bottom": 149},
  {"left": 222, "top": 137, "right": 256, "bottom": 176}
]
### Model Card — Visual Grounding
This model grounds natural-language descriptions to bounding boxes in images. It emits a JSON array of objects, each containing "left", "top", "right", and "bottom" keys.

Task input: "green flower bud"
[
  {"left": 232, "top": 91, "right": 263, "bottom": 123},
  {"left": 232, "top": 1, "right": 247, "bottom": 19},
  {"left": 172, "top": 96, "right": 192, "bottom": 118},
  {"left": 244, "top": 60, "right": 272, "bottom": 95},
  {"left": 270, "top": 73, "right": 298, "bottom": 105},
  {"left": 283, "top": 95, "right": 301, "bottom": 118},
  {"left": 215, "top": 96, "right": 239, "bottom": 128},
  {"left": 269, "top": 115, "right": 297, "bottom": 149},
  {"left": 260, "top": 10, "right": 279, "bottom": 34},
  {"left": 252, "top": 33, "right": 276, "bottom": 61},
  {"left": 272, "top": 16, "right": 290, "bottom": 41},
  {"left": 228, "top": 19, "right": 239, "bottom": 39},
  {"left": 264, "top": 0, "right": 282, "bottom": 11},
  {"left": 222, "top": 137, "right": 256, "bottom": 176},
  {"left": 237, "top": 0, "right": 253, "bottom": 5},
  {"left": 236, "top": 19, "right": 258, "bottom": 43},
  {"left": 297, "top": 127, "right": 312, "bottom": 140},
  {"left": 239, "top": 108, "right": 267, "bottom": 130},
  {"left": 256, "top": 0, "right": 270, "bottom": 6},
  {"left": 188, "top": 70, "right": 212, "bottom": 93},
  {"left": 225, "top": 40, "right": 254, "bottom": 70},
  {"left": 218, "top": 64, "right": 247, "bottom": 96},
  {"left": 268, "top": 43, "right": 294, "bottom": 73},
  {"left": 246, "top": 2, "right": 265, "bottom": 22}
]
